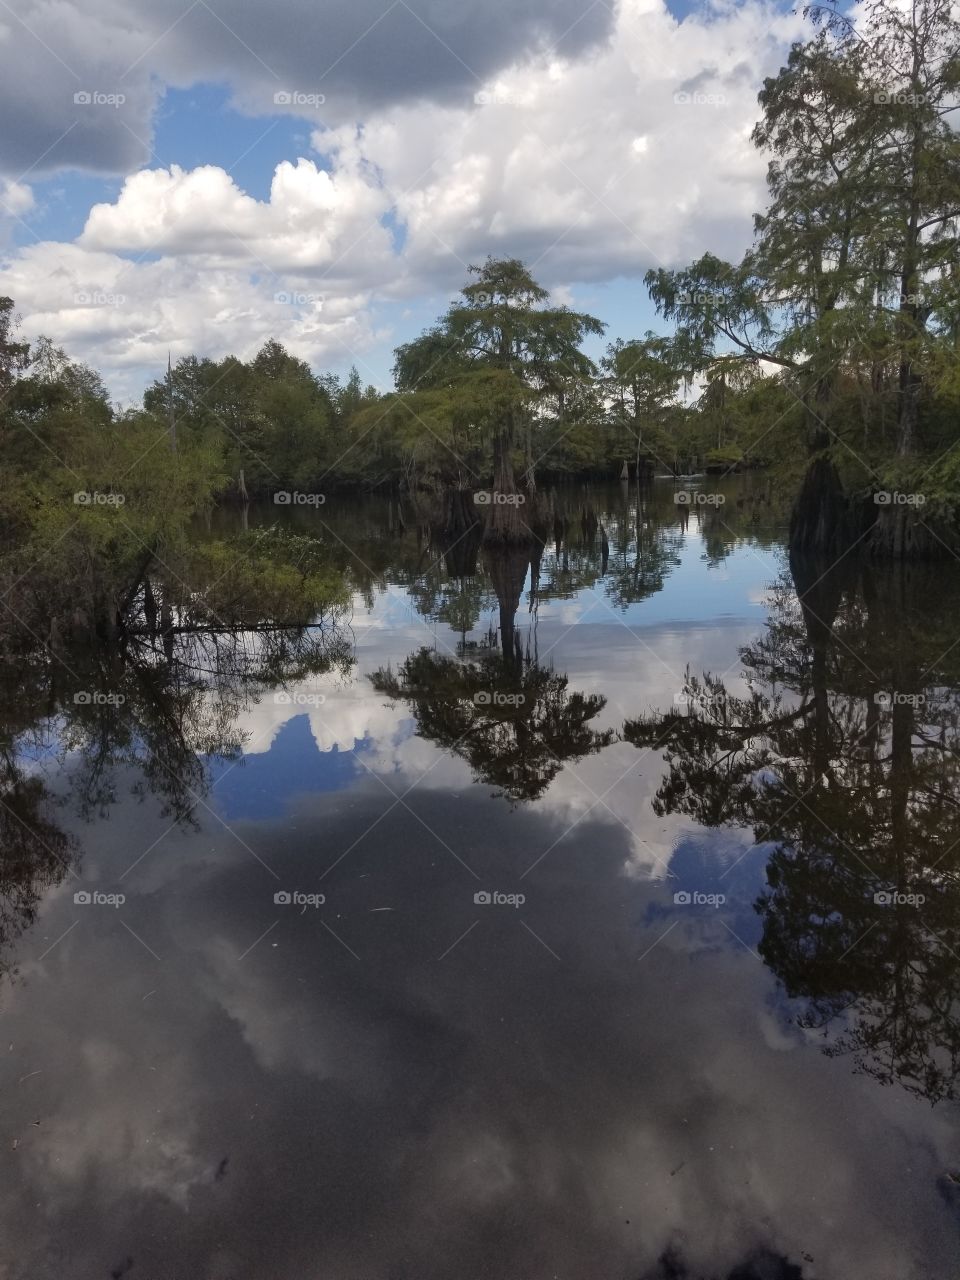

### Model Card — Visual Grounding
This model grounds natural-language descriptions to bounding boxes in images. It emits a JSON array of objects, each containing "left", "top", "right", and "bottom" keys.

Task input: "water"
[{"left": 2, "top": 479, "right": 959, "bottom": 1279}]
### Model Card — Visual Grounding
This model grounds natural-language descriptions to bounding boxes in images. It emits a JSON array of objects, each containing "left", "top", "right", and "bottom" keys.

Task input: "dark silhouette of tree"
[
  {"left": 371, "top": 543, "right": 612, "bottom": 801},
  {"left": 370, "top": 645, "right": 613, "bottom": 803},
  {"left": 0, "top": 752, "right": 74, "bottom": 965},
  {"left": 624, "top": 555, "right": 960, "bottom": 1102}
]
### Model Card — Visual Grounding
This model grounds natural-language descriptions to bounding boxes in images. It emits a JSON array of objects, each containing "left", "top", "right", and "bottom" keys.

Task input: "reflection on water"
[
  {"left": 1, "top": 479, "right": 959, "bottom": 1279},
  {"left": 625, "top": 553, "right": 960, "bottom": 1106}
]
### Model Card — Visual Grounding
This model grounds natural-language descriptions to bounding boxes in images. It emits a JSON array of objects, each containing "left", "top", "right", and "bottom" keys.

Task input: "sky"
[{"left": 0, "top": 0, "right": 807, "bottom": 403}]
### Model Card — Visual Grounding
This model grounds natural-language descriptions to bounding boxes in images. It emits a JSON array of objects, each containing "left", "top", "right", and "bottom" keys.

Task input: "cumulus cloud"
[
  {"left": 335, "top": 0, "right": 805, "bottom": 282},
  {"left": 0, "top": 0, "right": 807, "bottom": 396},
  {"left": 1, "top": 238, "right": 387, "bottom": 401},
  {"left": 0, "top": 0, "right": 614, "bottom": 177},
  {"left": 80, "top": 159, "right": 394, "bottom": 272}
]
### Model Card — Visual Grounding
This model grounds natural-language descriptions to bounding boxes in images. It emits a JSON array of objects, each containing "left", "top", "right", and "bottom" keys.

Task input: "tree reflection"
[
  {"left": 0, "top": 748, "right": 73, "bottom": 969},
  {"left": 371, "top": 544, "right": 613, "bottom": 802},
  {"left": 624, "top": 555, "right": 960, "bottom": 1103},
  {"left": 49, "top": 625, "right": 353, "bottom": 822},
  {"left": 0, "top": 619, "right": 352, "bottom": 968}
]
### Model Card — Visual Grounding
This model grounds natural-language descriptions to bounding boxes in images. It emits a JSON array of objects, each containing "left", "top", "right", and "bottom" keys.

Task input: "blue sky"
[{"left": 0, "top": 0, "right": 805, "bottom": 400}]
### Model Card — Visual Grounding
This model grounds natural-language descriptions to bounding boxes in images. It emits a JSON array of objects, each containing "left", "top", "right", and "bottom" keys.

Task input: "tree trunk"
[{"left": 484, "top": 425, "right": 526, "bottom": 545}]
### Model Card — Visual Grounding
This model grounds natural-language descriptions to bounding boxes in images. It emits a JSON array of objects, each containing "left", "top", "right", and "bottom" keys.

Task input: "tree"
[
  {"left": 601, "top": 334, "right": 680, "bottom": 477},
  {"left": 393, "top": 258, "right": 605, "bottom": 542},
  {"left": 0, "top": 297, "right": 29, "bottom": 401}
]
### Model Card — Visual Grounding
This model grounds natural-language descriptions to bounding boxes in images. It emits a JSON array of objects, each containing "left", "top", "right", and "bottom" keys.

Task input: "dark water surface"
[{"left": 2, "top": 479, "right": 959, "bottom": 1279}]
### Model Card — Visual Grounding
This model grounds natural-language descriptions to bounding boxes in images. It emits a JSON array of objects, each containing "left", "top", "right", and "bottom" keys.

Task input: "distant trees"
[
  {"left": 601, "top": 334, "right": 680, "bottom": 475},
  {"left": 143, "top": 342, "right": 379, "bottom": 497}
]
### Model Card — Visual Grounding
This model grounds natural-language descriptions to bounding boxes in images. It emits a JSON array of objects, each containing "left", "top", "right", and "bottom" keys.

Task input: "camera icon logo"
[
  {"left": 74, "top": 91, "right": 92, "bottom": 105},
  {"left": 73, "top": 691, "right": 91, "bottom": 704},
  {"left": 273, "top": 491, "right": 292, "bottom": 505},
  {"left": 874, "top": 890, "right": 892, "bottom": 906},
  {"left": 674, "top": 491, "right": 692, "bottom": 505},
  {"left": 874, "top": 490, "right": 892, "bottom": 505},
  {"left": 473, "top": 490, "right": 492, "bottom": 505},
  {"left": 673, "top": 890, "right": 692, "bottom": 904},
  {"left": 274, "top": 691, "right": 292, "bottom": 704},
  {"left": 474, "top": 890, "right": 491, "bottom": 905},
  {"left": 274, "top": 90, "right": 292, "bottom": 105},
  {"left": 873, "top": 691, "right": 891, "bottom": 706},
  {"left": 473, "top": 690, "right": 492, "bottom": 706},
  {"left": 73, "top": 891, "right": 91, "bottom": 905},
  {"left": 274, "top": 891, "right": 292, "bottom": 905},
  {"left": 74, "top": 491, "right": 92, "bottom": 504}
]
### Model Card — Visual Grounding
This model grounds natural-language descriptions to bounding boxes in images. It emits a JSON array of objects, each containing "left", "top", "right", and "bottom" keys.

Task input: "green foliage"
[
  {"left": 389, "top": 258, "right": 605, "bottom": 498},
  {"left": 179, "top": 527, "right": 349, "bottom": 627},
  {"left": 646, "top": 0, "right": 960, "bottom": 472},
  {"left": 0, "top": 316, "right": 352, "bottom": 647}
]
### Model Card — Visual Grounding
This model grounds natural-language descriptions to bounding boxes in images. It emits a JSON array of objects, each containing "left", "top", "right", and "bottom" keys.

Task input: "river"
[{"left": 1, "top": 477, "right": 958, "bottom": 1279}]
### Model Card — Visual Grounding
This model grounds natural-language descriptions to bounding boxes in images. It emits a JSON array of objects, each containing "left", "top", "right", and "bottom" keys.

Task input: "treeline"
[
  {"left": 2, "top": 0, "right": 960, "bottom": 561},
  {"left": 135, "top": 298, "right": 785, "bottom": 502}
]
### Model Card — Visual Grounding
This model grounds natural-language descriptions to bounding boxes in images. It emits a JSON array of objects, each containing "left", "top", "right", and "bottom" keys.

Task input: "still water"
[{"left": 2, "top": 479, "right": 959, "bottom": 1279}]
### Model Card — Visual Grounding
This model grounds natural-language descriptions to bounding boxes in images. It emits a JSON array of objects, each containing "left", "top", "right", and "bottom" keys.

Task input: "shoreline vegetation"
[{"left": 2, "top": 0, "right": 960, "bottom": 653}]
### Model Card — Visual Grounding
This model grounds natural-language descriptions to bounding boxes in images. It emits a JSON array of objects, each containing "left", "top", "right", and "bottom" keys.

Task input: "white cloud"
[
  {"left": 1, "top": 180, "right": 34, "bottom": 217},
  {"left": 336, "top": 0, "right": 805, "bottom": 281},
  {"left": 0, "top": 0, "right": 807, "bottom": 396},
  {"left": 1, "top": 238, "right": 388, "bottom": 402},
  {"left": 80, "top": 159, "right": 394, "bottom": 276}
]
